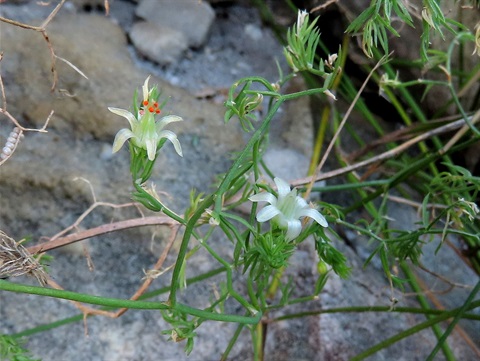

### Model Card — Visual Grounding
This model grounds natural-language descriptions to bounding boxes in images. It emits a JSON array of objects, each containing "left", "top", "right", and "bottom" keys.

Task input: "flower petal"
[
  {"left": 249, "top": 192, "right": 277, "bottom": 205},
  {"left": 299, "top": 208, "right": 328, "bottom": 227},
  {"left": 158, "top": 130, "right": 183, "bottom": 157},
  {"left": 142, "top": 76, "right": 151, "bottom": 101},
  {"left": 108, "top": 107, "right": 137, "bottom": 129},
  {"left": 112, "top": 129, "right": 135, "bottom": 153},
  {"left": 156, "top": 115, "right": 183, "bottom": 131},
  {"left": 256, "top": 205, "right": 281, "bottom": 222},
  {"left": 295, "top": 197, "right": 308, "bottom": 208},
  {"left": 145, "top": 136, "right": 158, "bottom": 161},
  {"left": 274, "top": 177, "right": 291, "bottom": 197},
  {"left": 285, "top": 219, "right": 302, "bottom": 240}
]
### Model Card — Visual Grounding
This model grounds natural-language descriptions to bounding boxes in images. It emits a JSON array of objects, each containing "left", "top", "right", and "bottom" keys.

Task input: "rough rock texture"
[
  {"left": 0, "top": 10, "right": 246, "bottom": 223},
  {"left": 0, "top": 1, "right": 478, "bottom": 361},
  {"left": 136, "top": 0, "right": 215, "bottom": 48},
  {"left": 130, "top": 21, "right": 189, "bottom": 65}
]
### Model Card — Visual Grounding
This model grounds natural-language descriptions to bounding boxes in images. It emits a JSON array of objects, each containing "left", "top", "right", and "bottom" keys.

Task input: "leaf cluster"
[
  {"left": 314, "top": 230, "right": 351, "bottom": 279},
  {"left": 0, "top": 335, "right": 40, "bottom": 361},
  {"left": 242, "top": 232, "right": 295, "bottom": 280},
  {"left": 346, "top": 0, "right": 412, "bottom": 57},
  {"left": 160, "top": 310, "right": 197, "bottom": 355}
]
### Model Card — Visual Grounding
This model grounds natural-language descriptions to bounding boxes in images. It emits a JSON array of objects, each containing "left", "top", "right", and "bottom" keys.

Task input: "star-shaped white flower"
[
  {"left": 249, "top": 177, "right": 328, "bottom": 240},
  {"left": 108, "top": 76, "right": 183, "bottom": 161}
]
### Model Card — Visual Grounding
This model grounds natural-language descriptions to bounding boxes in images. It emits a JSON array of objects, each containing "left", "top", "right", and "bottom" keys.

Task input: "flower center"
[
  {"left": 142, "top": 100, "right": 161, "bottom": 114},
  {"left": 278, "top": 190, "right": 299, "bottom": 219}
]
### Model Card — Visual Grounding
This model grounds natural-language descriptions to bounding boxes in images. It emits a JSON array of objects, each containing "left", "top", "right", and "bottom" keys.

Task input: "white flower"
[
  {"left": 249, "top": 177, "right": 328, "bottom": 240},
  {"left": 296, "top": 10, "right": 309, "bottom": 35},
  {"left": 474, "top": 22, "right": 480, "bottom": 57},
  {"left": 421, "top": 7, "right": 435, "bottom": 29},
  {"left": 108, "top": 76, "right": 183, "bottom": 161}
]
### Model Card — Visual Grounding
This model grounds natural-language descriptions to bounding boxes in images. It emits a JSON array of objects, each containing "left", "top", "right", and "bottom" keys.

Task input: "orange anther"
[
  {"left": 149, "top": 106, "right": 155, "bottom": 113},
  {"left": 155, "top": 109, "right": 161, "bottom": 114},
  {"left": 143, "top": 100, "right": 149, "bottom": 106}
]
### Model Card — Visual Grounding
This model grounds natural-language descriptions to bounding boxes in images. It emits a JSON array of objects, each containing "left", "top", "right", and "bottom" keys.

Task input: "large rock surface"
[
  {"left": 130, "top": 21, "right": 189, "bottom": 65},
  {"left": 136, "top": 0, "right": 215, "bottom": 48}
]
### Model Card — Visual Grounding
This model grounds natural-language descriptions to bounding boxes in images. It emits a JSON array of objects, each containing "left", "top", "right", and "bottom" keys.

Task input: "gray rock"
[
  {"left": 0, "top": 13, "right": 132, "bottom": 139},
  {"left": 136, "top": 0, "right": 215, "bottom": 48},
  {"left": 0, "top": 10, "right": 247, "bottom": 360},
  {"left": 262, "top": 147, "right": 310, "bottom": 182},
  {"left": 279, "top": 77, "right": 316, "bottom": 157},
  {"left": 244, "top": 23, "right": 263, "bottom": 42},
  {"left": 0, "top": 13, "right": 243, "bottom": 154},
  {"left": 130, "top": 21, "right": 188, "bottom": 65}
]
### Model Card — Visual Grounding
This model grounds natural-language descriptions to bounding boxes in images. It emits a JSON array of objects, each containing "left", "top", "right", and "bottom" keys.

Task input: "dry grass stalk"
[{"left": 0, "top": 230, "right": 48, "bottom": 286}]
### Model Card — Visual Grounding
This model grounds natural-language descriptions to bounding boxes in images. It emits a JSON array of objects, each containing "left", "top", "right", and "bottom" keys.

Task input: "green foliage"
[
  {"left": 224, "top": 77, "right": 279, "bottom": 132},
  {"left": 346, "top": 0, "right": 413, "bottom": 57},
  {"left": 314, "top": 231, "right": 351, "bottom": 279},
  {"left": 284, "top": 10, "right": 323, "bottom": 72},
  {"left": 243, "top": 232, "right": 295, "bottom": 280},
  {"left": 429, "top": 164, "right": 480, "bottom": 201},
  {"left": 420, "top": 0, "right": 462, "bottom": 61},
  {"left": 224, "top": 80, "right": 265, "bottom": 132},
  {"left": 0, "top": 335, "right": 40, "bottom": 361},
  {"left": 160, "top": 310, "right": 197, "bottom": 355},
  {"left": 344, "top": 0, "right": 472, "bottom": 61},
  {"left": 283, "top": 10, "right": 342, "bottom": 87}
]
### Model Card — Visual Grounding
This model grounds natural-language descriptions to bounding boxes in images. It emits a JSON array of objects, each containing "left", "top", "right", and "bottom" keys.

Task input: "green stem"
[
  {"left": 252, "top": 322, "right": 264, "bottom": 361},
  {"left": 199, "top": 238, "right": 259, "bottom": 316},
  {"left": 214, "top": 98, "right": 284, "bottom": 213},
  {"left": 400, "top": 263, "right": 455, "bottom": 360},
  {"left": 175, "top": 303, "right": 261, "bottom": 324},
  {"left": 270, "top": 304, "right": 480, "bottom": 322},
  {"left": 11, "top": 267, "right": 228, "bottom": 339},
  {"left": 425, "top": 279, "right": 480, "bottom": 361},
  {"left": 133, "top": 182, "right": 186, "bottom": 225},
  {"left": 168, "top": 194, "right": 214, "bottom": 305},
  {"left": 0, "top": 280, "right": 167, "bottom": 310},
  {"left": 448, "top": 84, "right": 480, "bottom": 136},
  {"left": 247, "top": 277, "right": 261, "bottom": 310},
  {"left": 0, "top": 279, "right": 261, "bottom": 324},
  {"left": 344, "top": 137, "right": 479, "bottom": 214},
  {"left": 349, "top": 300, "right": 480, "bottom": 361},
  {"left": 221, "top": 323, "right": 246, "bottom": 361}
]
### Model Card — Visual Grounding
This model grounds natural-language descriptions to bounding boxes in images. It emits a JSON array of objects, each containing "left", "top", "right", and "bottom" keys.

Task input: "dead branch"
[
  {"left": 0, "top": 0, "right": 67, "bottom": 90},
  {"left": 44, "top": 221, "right": 179, "bottom": 324},
  {"left": 27, "top": 216, "right": 178, "bottom": 254},
  {"left": 291, "top": 116, "right": 475, "bottom": 188}
]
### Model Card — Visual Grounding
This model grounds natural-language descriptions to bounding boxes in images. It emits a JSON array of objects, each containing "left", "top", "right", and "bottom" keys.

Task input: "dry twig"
[
  {"left": 20, "top": 178, "right": 182, "bottom": 326},
  {"left": 291, "top": 116, "right": 474, "bottom": 188},
  {"left": 44, "top": 221, "right": 179, "bottom": 329},
  {"left": 0, "top": 55, "right": 53, "bottom": 165},
  {"left": 302, "top": 54, "right": 390, "bottom": 197},
  {"left": 0, "top": 0, "right": 66, "bottom": 90}
]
